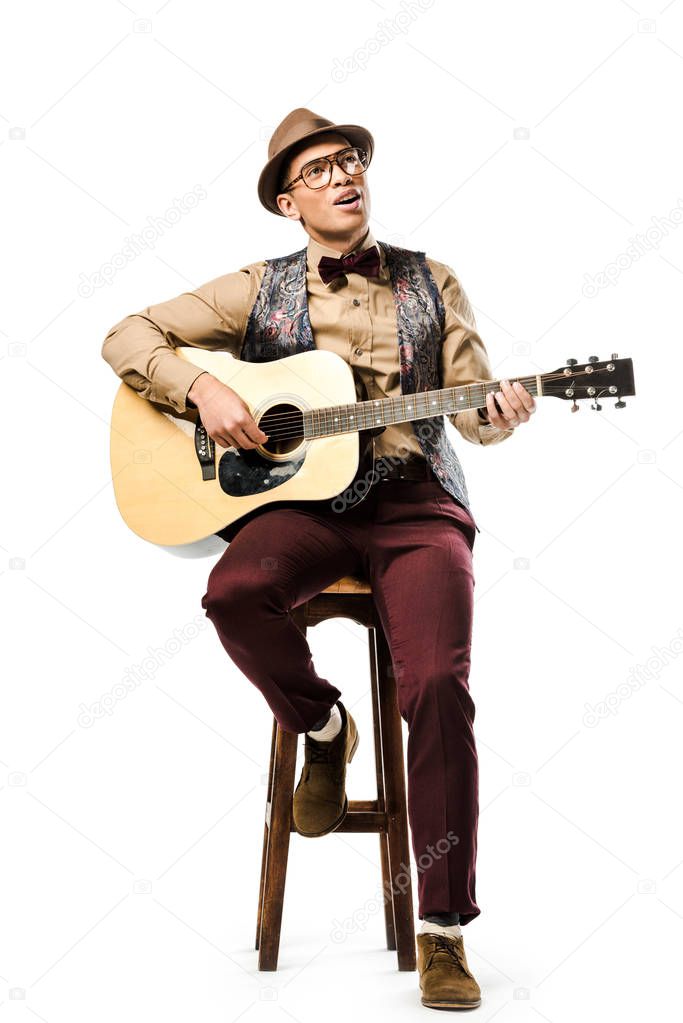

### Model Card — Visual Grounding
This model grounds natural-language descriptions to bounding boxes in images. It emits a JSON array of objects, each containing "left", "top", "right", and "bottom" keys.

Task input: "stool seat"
[
  {"left": 321, "top": 574, "right": 372, "bottom": 594},
  {"left": 255, "top": 573, "right": 416, "bottom": 972}
]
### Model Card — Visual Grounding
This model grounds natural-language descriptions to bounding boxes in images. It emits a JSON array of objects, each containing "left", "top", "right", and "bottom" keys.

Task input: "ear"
[{"left": 276, "top": 192, "right": 302, "bottom": 221}]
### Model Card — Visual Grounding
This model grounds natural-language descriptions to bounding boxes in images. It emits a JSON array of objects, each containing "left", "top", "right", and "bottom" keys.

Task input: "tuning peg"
[
  {"left": 615, "top": 399, "right": 626, "bottom": 409},
  {"left": 591, "top": 401, "right": 603, "bottom": 411},
  {"left": 571, "top": 399, "right": 579, "bottom": 412},
  {"left": 567, "top": 358, "right": 577, "bottom": 367},
  {"left": 611, "top": 353, "right": 618, "bottom": 359},
  {"left": 588, "top": 355, "right": 598, "bottom": 363}
]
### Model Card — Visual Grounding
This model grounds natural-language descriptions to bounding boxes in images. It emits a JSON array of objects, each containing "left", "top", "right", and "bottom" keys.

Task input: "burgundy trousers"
[{"left": 201, "top": 477, "right": 480, "bottom": 926}]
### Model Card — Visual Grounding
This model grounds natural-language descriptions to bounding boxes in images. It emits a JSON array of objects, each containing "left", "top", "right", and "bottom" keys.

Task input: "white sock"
[
  {"left": 307, "top": 702, "right": 342, "bottom": 742},
  {"left": 420, "top": 920, "right": 462, "bottom": 938}
]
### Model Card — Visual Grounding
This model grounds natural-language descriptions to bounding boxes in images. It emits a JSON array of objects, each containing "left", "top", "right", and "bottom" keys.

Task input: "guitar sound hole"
[{"left": 258, "top": 403, "right": 304, "bottom": 456}]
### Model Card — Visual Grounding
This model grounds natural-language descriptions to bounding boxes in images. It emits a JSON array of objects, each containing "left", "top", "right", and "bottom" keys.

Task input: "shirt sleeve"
[
  {"left": 101, "top": 264, "right": 263, "bottom": 413},
  {"left": 438, "top": 263, "right": 514, "bottom": 447}
]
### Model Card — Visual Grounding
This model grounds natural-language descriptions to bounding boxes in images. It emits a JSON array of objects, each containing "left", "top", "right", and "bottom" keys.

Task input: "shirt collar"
[{"left": 307, "top": 226, "right": 386, "bottom": 287}]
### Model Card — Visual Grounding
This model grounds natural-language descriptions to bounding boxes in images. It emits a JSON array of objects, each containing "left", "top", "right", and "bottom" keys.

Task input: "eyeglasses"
[{"left": 281, "top": 146, "right": 371, "bottom": 192}]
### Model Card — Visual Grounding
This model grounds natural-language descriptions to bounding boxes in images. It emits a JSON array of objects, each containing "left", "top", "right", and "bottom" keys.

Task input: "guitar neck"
[{"left": 304, "top": 373, "right": 543, "bottom": 439}]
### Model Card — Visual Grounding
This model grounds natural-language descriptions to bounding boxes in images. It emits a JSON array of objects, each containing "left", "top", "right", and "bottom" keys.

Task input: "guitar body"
[{"left": 110, "top": 348, "right": 368, "bottom": 546}]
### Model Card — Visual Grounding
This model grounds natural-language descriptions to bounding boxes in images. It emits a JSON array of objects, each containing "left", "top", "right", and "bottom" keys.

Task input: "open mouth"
[{"left": 334, "top": 190, "right": 361, "bottom": 208}]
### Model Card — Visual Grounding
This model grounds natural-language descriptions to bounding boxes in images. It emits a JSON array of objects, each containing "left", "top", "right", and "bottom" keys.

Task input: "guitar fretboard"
[{"left": 303, "top": 376, "right": 542, "bottom": 439}]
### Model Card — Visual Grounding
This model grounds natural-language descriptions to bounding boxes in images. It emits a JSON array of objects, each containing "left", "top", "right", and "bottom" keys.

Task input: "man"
[{"left": 102, "top": 107, "right": 536, "bottom": 1010}]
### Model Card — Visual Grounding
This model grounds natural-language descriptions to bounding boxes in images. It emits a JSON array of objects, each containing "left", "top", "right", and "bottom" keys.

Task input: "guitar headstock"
[{"left": 544, "top": 354, "right": 635, "bottom": 412}]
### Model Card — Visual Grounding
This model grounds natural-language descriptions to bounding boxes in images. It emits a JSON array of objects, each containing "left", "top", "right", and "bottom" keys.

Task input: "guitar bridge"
[{"left": 194, "top": 416, "right": 216, "bottom": 481}]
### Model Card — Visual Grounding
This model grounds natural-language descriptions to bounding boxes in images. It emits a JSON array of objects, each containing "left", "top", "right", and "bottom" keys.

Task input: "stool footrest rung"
[{"left": 288, "top": 806, "right": 388, "bottom": 833}]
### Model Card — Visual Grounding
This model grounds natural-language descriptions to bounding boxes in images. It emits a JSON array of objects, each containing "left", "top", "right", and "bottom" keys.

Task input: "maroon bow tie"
[{"left": 318, "top": 246, "right": 381, "bottom": 285}]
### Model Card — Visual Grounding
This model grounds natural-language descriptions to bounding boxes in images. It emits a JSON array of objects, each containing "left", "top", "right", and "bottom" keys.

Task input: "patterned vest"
[{"left": 241, "top": 240, "right": 479, "bottom": 533}]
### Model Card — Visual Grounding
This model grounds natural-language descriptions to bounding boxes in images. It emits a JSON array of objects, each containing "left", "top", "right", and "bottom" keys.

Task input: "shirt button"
[
  {"left": 355, "top": 347, "right": 364, "bottom": 356},
  {"left": 352, "top": 298, "right": 360, "bottom": 306}
]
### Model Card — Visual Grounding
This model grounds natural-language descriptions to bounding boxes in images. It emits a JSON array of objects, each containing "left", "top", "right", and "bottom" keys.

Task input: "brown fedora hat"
[{"left": 258, "top": 107, "right": 374, "bottom": 217}]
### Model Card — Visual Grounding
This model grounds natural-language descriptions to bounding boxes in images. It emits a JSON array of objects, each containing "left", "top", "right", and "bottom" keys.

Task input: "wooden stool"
[{"left": 255, "top": 573, "right": 416, "bottom": 972}]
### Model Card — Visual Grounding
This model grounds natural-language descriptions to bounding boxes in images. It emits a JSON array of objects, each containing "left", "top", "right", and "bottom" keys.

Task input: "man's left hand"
[{"left": 485, "top": 379, "right": 537, "bottom": 430}]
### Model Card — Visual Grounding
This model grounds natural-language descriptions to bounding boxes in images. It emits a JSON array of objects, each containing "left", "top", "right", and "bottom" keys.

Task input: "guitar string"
[
  {"left": 249, "top": 368, "right": 616, "bottom": 425},
  {"left": 241, "top": 370, "right": 619, "bottom": 440},
  {"left": 256, "top": 390, "right": 617, "bottom": 443},
  {"left": 253, "top": 401, "right": 617, "bottom": 442}
]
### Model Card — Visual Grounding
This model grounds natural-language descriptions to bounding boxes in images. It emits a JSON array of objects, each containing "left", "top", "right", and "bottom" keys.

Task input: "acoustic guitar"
[{"left": 109, "top": 347, "right": 635, "bottom": 547}]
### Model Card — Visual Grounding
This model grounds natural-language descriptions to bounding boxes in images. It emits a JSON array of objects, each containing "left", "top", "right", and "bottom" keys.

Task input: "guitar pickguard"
[{"left": 217, "top": 447, "right": 305, "bottom": 497}]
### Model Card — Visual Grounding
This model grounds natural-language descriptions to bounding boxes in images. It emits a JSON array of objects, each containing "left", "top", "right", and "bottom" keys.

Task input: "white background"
[{"left": 2, "top": 0, "right": 682, "bottom": 1019}]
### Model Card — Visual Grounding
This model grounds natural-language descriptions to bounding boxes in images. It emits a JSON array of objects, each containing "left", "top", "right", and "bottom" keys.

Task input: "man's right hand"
[{"left": 188, "top": 372, "right": 269, "bottom": 450}]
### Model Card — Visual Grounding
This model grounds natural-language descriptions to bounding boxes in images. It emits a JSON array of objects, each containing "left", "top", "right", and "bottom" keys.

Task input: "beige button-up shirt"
[{"left": 102, "top": 227, "right": 513, "bottom": 456}]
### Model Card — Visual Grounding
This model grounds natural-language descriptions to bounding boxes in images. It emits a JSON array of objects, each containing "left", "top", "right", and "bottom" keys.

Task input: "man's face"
[{"left": 275, "top": 132, "right": 371, "bottom": 243}]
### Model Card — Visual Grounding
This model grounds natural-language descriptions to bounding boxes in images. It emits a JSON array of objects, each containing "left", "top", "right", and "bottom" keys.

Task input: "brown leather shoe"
[
  {"left": 292, "top": 701, "right": 359, "bottom": 837},
  {"left": 417, "top": 931, "right": 482, "bottom": 1009}
]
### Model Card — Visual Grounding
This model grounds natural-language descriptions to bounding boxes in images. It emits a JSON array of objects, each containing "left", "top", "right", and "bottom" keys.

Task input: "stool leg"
[
  {"left": 368, "top": 625, "right": 398, "bottom": 952},
  {"left": 374, "top": 621, "right": 416, "bottom": 972},
  {"left": 256, "top": 718, "right": 278, "bottom": 950},
  {"left": 379, "top": 831, "right": 397, "bottom": 950},
  {"left": 256, "top": 722, "right": 298, "bottom": 970}
]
